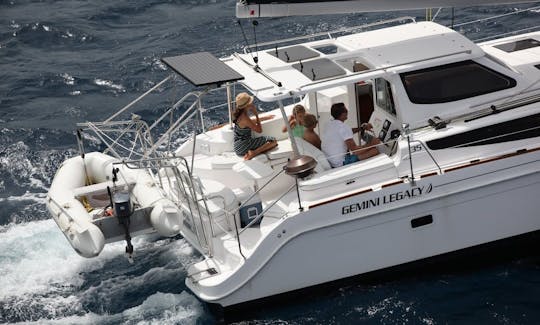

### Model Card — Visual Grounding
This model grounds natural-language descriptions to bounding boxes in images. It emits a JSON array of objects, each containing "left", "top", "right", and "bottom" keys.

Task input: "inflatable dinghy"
[{"left": 47, "top": 152, "right": 183, "bottom": 258}]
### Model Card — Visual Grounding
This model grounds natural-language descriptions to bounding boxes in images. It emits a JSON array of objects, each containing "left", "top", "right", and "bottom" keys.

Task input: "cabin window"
[
  {"left": 400, "top": 60, "right": 516, "bottom": 104},
  {"left": 426, "top": 112, "right": 540, "bottom": 150},
  {"left": 374, "top": 78, "right": 396, "bottom": 115}
]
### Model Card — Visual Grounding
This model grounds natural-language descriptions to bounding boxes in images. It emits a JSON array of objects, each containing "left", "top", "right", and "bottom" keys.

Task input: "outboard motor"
[
  {"left": 108, "top": 167, "right": 135, "bottom": 260},
  {"left": 113, "top": 190, "right": 134, "bottom": 258},
  {"left": 113, "top": 191, "right": 131, "bottom": 218}
]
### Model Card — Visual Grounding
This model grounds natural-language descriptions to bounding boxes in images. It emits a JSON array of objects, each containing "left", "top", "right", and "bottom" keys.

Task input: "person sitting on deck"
[
  {"left": 282, "top": 104, "right": 306, "bottom": 138},
  {"left": 233, "top": 92, "right": 277, "bottom": 160},
  {"left": 321, "top": 102, "right": 380, "bottom": 168},
  {"left": 302, "top": 113, "right": 321, "bottom": 150}
]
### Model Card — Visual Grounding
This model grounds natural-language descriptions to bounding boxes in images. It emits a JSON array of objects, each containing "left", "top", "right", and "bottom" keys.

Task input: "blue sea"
[{"left": 2, "top": 1, "right": 540, "bottom": 323}]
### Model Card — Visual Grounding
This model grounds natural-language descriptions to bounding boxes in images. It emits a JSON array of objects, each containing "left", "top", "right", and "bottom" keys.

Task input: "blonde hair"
[{"left": 303, "top": 113, "right": 318, "bottom": 129}]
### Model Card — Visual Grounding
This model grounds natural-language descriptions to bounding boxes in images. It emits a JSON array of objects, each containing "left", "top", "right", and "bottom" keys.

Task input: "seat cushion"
[
  {"left": 295, "top": 137, "right": 332, "bottom": 171},
  {"left": 211, "top": 152, "right": 268, "bottom": 169},
  {"left": 233, "top": 160, "right": 274, "bottom": 180}
]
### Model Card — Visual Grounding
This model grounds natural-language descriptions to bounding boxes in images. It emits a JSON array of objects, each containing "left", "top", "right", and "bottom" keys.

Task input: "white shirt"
[{"left": 321, "top": 119, "right": 353, "bottom": 168}]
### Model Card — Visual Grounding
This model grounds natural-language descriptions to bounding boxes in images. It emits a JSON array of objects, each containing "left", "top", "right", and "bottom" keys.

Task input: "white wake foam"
[
  {"left": 17, "top": 291, "right": 204, "bottom": 325},
  {"left": 0, "top": 220, "right": 120, "bottom": 300},
  {"left": 0, "top": 220, "right": 205, "bottom": 323}
]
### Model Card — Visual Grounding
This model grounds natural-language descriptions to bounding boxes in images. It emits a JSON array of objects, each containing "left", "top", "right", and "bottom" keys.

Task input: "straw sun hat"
[{"left": 235, "top": 92, "right": 254, "bottom": 109}]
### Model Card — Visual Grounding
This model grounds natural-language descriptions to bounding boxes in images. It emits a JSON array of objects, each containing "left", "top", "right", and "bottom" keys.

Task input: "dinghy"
[{"left": 47, "top": 152, "right": 182, "bottom": 258}]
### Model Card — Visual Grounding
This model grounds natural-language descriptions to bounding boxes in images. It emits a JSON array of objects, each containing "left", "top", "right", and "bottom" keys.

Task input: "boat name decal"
[{"left": 342, "top": 184, "right": 433, "bottom": 215}]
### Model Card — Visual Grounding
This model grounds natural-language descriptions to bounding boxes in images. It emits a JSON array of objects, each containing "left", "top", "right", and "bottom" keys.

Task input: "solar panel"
[{"left": 162, "top": 52, "right": 244, "bottom": 87}]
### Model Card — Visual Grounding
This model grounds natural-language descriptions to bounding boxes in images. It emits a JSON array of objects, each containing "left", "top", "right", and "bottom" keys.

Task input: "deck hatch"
[
  {"left": 267, "top": 45, "right": 320, "bottom": 63},
  {"left": 292, "top": 58, "right": 346, "bottom": 81},
  {"left": 494, "top": 38, "right": 540, "bottom": 53},
  {"left": 314, "top": 45, "right": 338, "bottom": 55},
  {"left": 162, "top": 52, "right": 244, "bottom": 87}
]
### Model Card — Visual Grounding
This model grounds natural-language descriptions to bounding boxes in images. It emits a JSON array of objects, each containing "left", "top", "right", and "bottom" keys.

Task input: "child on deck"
[
  {"left": 282, "top": 104, "right": 306, "bottom": 138},
  {"left": 302, "top": 113, "right": 321, "bottom": 150}
]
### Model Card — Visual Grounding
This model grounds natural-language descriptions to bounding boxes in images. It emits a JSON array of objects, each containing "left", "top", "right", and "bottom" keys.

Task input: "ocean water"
[{"left": 1, "top": 1, "right": 540, "bottom": 323}]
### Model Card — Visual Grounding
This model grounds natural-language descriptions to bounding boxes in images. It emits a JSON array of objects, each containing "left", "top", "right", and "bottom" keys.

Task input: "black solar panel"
[
  {"left": 162, "top": 52, "right": 244, "bottom": 87},
  {"left": 292, "top": 58, "right": 346, "bottom": 81},
  {"left": 267, "top": 45, "right": 320, "bottom": 63}
]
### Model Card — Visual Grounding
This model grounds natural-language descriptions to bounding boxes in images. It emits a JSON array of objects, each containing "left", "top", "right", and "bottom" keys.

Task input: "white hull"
[
  {"left": 187, "top": 150, "right": 540, "bottom": 306},
  {"left": 47, "top": 15, "right": 540, "bottom": 307}
]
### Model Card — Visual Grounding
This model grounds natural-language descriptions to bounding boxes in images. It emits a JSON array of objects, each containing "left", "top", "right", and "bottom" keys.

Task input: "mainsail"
[{"left": 236, "top": 0, "right": 538, "bottom": 18}]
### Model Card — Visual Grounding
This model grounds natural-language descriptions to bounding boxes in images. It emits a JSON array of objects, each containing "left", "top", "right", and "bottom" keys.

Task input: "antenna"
[
  {"left": 275, "top": 44, "right": 278, "bottom": 57},
  {"left": 237, "top": 20, "right": 256, "bottom": 65},
  {"left": 252, "top": 20, "right": 259, "bottom": 65},
  {"left": 299, "top": 59, "right": 303, "bottom": 72}
]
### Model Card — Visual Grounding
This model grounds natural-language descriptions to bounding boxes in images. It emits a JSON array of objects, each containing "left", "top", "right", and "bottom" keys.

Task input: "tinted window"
[
  {"left": 374, "top": 78, "right": 396, "bottom": 115},
  {"left": 426, "top": 113, "right": 540, "bottom": 150},
  {"left": 401, "top": 60, "right": 516, "bottom": 104}
]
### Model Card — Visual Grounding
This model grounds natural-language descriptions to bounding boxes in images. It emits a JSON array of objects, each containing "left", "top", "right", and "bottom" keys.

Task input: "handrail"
[
  {"left": 409, "top": 140, "right": 443, "bottom": 175},
  {"left": 82, "top": 120, "right": 153, "bottom": 160},
  {"left": 407, "top": 122, "right": 540, "bottom": 177},
  {"left": 147, "top": 91, "right": 203, "bottom": 131},
  {"left": 47, "top": 195, "right": 75, "bottom": 223},
  {"left": 243, "top": 16, "right": 416, "bottom": 53},
  {"left": 119, "top": 155, "right": 215, "bottom": 257},
  {"left": 147, "top": 88, "right": 211, "bottom": 155},
  {"left": 238, "top": 183, "right": 296, "bottom": 235},
  {"left": 453, "top": 5, "right": 540, "bottom": 29},
  {"left": 104, "top": 75, "right": 172, "bottom": 123},
  {"left": 421, "top": 91, "right": 540, "bottom": 129},
  {"left": 296, "top": 49, "right": 473, "bottom": 93},
  {"left": 450, "top": 4, "right": 540, "bottom": 43},
  {"left": 444, "top": 124, "right": 540, "bottom": 150},
  {"left": 474, "top": 25, "right": 540, "bottom": 43},
  {"left": 148, "top": 104, "right": 200, "bottom": 155}
]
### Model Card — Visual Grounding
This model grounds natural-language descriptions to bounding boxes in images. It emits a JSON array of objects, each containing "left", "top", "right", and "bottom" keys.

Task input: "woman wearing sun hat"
[{"left": 232, "top": 92, "right": 277, "bottom": 160}]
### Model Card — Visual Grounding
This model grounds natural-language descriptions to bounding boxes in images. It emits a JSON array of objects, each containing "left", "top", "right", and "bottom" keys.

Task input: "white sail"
[{"left": 236, "top": 0, "right": 538, "bottom": 18}]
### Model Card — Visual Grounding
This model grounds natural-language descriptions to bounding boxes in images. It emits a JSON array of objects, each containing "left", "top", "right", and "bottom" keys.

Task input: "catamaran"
[{"left": 46, "top": 0, "right": 540, "bottom": 306}]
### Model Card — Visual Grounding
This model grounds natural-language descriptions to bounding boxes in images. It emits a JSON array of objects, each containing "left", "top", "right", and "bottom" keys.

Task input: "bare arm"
[
  {"left": 282, "top": 115, "right": 295, "bottom": 132},
  {"left": 352, "top": 123, "right": 373, "bottom": 134},
  {"left": 258, "top": 114, "right": 275, "bottom": 122},
  {"left": 345, "top": 138, "right": 359, "bottom": 152}
]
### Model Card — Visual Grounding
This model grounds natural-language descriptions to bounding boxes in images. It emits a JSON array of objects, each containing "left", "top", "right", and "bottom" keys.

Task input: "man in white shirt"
[{"left": 321, "top": 102, "right": 380, "bottom": 168}]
